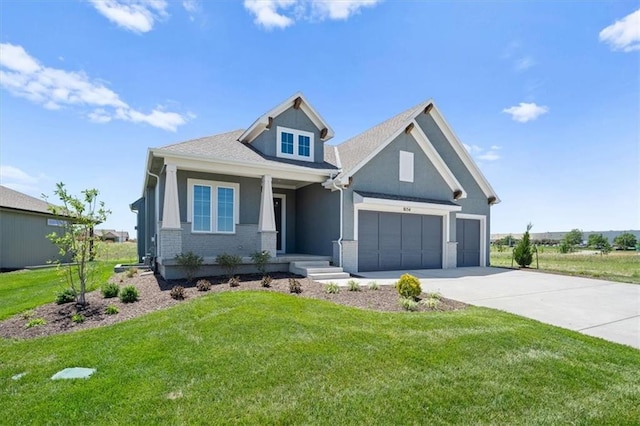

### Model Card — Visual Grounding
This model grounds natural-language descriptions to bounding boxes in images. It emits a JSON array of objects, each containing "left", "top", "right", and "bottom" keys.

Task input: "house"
[
  {"left": 0, "top": 185, "right": 71, "bottom": 270},
  {"left": 131, "top": 93, "right": 500, "bottom": 279},
  {"left": 95, "top": 229, "right": 129, "bottom": 243}
]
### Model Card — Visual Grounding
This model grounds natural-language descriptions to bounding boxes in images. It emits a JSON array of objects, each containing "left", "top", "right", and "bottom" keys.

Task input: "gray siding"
[
  {"left": 252, "top": 106, "right": 325, "bottom": 164},
  {"left": 0, "top": 209, "right": 71, "bottom": 270},
  {"left": 295, "top": 183, "right": 340, "bottom": 256}
]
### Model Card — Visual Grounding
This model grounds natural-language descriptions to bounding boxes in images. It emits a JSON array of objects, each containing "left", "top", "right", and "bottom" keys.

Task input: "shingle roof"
[
  {"left": 157, "top": 129, "right": 338, "bottom": 171},
  {"left": 335, "top": 101, "right": 428, "bottom": 176},
  {"left": 0, "top": 185, "right": 53, "bottom": 215}
]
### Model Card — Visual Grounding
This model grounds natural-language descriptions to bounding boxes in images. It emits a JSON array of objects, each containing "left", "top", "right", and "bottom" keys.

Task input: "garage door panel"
[
  {"left": 401, "top": 252, "right": 423, "bottom": 269},
  {"left": 422, "top": 216, "right": 442, "bottom": 250},
  {"left": 359, "top": 210, "right": 379, "bottom": 251},
  {"left": 380, "top": 251, "right": 402, "bottom": 270},
  {"left": 379, "top": 213, "right": 401, "bottom": 251},
  {"left": 422, "top": 250, "right": 442, "bottom": 268},
  {"left": 457, "top": 218, "right": 481, "bottom": 267},
  {"left": 358, "top": 252, "right": 380, "bottom": 271}
]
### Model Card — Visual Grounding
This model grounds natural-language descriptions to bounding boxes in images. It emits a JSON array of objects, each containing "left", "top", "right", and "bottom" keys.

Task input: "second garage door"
[
  {"left": 457, "top": 218, "right": 481, "bottom": 267},
  {"left": 358, "top": 211, "right": 443, "bottom": 272}
]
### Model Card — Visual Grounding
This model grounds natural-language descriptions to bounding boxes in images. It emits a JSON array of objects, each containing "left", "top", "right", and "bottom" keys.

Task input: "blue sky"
[{"left": 1, "top": 1, "right": 638, "bottom": 237}]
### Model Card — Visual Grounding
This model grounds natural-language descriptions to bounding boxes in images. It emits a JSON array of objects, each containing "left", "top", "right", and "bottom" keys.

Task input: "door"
[
  {"left": 358, "top": 211, "right": 443, "bottom": 272},
  {"left": 273, "top": 196, "right": 284, "bottom": 252},
  {"left": 457, "top": 218, "right": 481, "bottom": 267}
]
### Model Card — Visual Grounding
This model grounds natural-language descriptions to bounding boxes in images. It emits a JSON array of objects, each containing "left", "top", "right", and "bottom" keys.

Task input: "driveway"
[{"left": 327, "top": 268, "right": 640, "bottom": 349}]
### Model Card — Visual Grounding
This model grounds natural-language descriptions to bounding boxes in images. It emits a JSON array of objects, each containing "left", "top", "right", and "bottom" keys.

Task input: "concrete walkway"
[{"left": 321, "top": 267, "right": 640, "bottom": 349}]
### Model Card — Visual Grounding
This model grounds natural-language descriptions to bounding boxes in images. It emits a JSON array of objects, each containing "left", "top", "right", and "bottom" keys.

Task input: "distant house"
[
  {"left": 0, "top": 185, "right": 71, "bottom": 270},
  {"left": 132, "top": 93, "right": 500, "bottom": 279},
  {"left": 95, "top": 229, "right": 129, "bottom": 243}
]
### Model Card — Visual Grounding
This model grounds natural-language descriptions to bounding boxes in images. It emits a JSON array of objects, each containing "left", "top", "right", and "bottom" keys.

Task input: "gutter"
[{"left": 330, "top": 146, "right": 344, "bottom": 268}]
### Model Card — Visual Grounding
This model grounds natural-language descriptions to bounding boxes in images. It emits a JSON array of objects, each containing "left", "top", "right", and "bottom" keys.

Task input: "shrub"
[
  {"left": 228, "top": 276, "right": 240, "bottom": 287},
  {"left": 289, "top": 278, "right": 302, "bottom": 294},
  {"left": 105, "top": 305, "right": 119, "bottom": 315},
  {"left": 261, "top": 275, "right": 272, "bottom": 288},
  {"left": 26, "top": 318, "right": 46, "bottom": 328},
  {"left": 367, "top": 281, "right": 380, "bottom": 290},
  {"left": 395, "top": 274, "right": 421, "bottom": 299},
  {"left": 119, "top": 285, "right": 139, "bottom": 303},
  {"left": 125, "top": 267, "right": 138, "bottom": 278},
  {"left": 216, "top": 253, "right": 242, "bottom": 278},
  {"left": 559, "top": 240, "right": 572, "bottom": 254},
  {"left": 424, "top": 291, "right": 442, "bottom": 300},
  {"left": 513, "top": 223, "right": 534, "bottom": 267},
  {"left": 347, "top": 279, "right": 361, "bottom": 292},
  {"left": 325, "top": 282, "right": 340, "bottom": 294},
  {"left": 21, "top": 309, "right": 35, "bottom": 320},
  {"left": 422, "top": 298, "right": 440, "bottom": 310},
  {"left": 71, "top": 313, "right": 85, "bottom": 323},
  {"left": 101, "top": 282, "right": 120, "bottom": 298},
  {"left": 170, "top": 285, "right": 186, "bottom": 300},
  {"left": 55, "top": 288, "right": 76, "bottom": 305},
  {"left": 175, "top": 251, "right": 204, "bottom": 282},
  {"left": 399, "top": 297, "right": 419, "bottom": 311},
  {"left": 196, "top": 279, "right": 211, "bottom": 291},
  {"left": 250, "top": 250, "right": 271, "bottom": 275}
]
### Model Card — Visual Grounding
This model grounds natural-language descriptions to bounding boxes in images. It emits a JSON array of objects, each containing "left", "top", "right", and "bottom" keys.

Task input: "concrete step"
[
  {"left": 308, "top": 271, "right": 351, "bottom": 280},
  {"left": 290, "top": 261, "right": 331, "bottom": 268}
]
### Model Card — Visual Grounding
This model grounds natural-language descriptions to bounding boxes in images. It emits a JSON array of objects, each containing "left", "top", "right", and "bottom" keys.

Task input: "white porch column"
[
  {"left": 162, "top": 164, "right": 181, "bottom": 229},
  {"left": 258, "top": 175, "right": 276, "bottom": 232}
]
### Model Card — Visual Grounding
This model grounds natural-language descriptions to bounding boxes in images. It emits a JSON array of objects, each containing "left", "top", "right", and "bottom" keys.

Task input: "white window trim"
[
  {"left": 187, "top": 179, "right": 240, "bottom": 234},
  {"left": 276, "top": 126, "right": 315, "bottom": 162},
  {"left": 399, "top": 150, "right": 414, "bottom": 183},
  {"left": 456, "top": 213, "right": 487, "bottom": 267}
]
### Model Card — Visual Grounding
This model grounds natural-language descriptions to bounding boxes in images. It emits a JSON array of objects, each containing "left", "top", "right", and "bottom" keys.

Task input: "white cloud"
[
  {"left": 477, "top": 151, "right": 501, "bottom": 161},
  {"left": 599, "top": 9, "right": 640, "bottom": 52},
  {"left": 0, "top": 43, "right": 191, "bottom": 132},
  {"left": 88, "top": 0, "right": 169, "bottom": 33},
  {"left": 243, "top": 0, "right": 382, "bottom": 29},
  {"left": 0, "top": 165, "right": 50, "bottom": 195},
  {"left": 490, "top": 145, "right": 502, "bottom": 151},
  {"left": 514, "top": 56, "right": 535, "bottom": 71},
  {"left": 503, "top": 102, "right": 549, "bottom": 123},
  {"left": 182, "top": 0, "right": 201, "bottom": 21},
  {"left": 463, "top": 144, "right": 501, "bottom": 162}
]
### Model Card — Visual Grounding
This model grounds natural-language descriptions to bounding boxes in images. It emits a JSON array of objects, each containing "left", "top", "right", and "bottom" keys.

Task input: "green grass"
[
  {"left": 0, "top": 262, "right": 119, "bottom": 320},
  {"left": 96, "top": 241, "right": 138, "bottom": 263},
  {"left": 491, "top": 247, "right": 640, "bottom": 284},
  {"left": 1, "top": 292, "right": 639, "bottom": 424}
]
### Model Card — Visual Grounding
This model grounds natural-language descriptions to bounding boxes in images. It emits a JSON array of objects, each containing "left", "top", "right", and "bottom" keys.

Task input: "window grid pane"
[
  {"left": 193, "top": 185, "right": 211, "bottom": 231},
  {"left": 217, "top": 187, "right": 234, "bottom": 232},
  {"left": 281, "top": 132, "right": 294, "bottom": 154},
  {"left": 298, "top": 135, "right": 310, "bottom": 157}
]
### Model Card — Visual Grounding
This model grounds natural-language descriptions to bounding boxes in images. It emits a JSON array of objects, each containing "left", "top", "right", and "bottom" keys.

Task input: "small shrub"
[
  {"left": 325, "top": 282, "right": 340, "bottom": 294},
  {"left": 196, "top": 279, "right": 211, "bottom": 291},
  {"left": 347, "top": 279, "right": 361, "bottom": 292},
  {"left": 251, "top": 250, "right": 271, "bottom": 275},
  {"left": 71, "top": 313, "right": 85, "bottom": 323},
  {"left": 55, "top": 288, "right": 76, "bottom": 305},
  {"left": 422, "top": 298, "right": 441, "bottom": 310},
  {"left": 105, "top": 305, "right": 119, "bottom": 315},
  {"left": 228, "top": 276, "right": 240, "bottom": 287},
  {"left": 126, "top": 267, "right": 138, "bottom": 278},
  {"left": 26, "top": 318, "right": 46, "bottom": 328},
  {"left": 216, "top": 253, "right": 242, "bottom": 278},
  {"left": 101, "top": 282, "right": 120, "bottom": 298},
  {"left": 119, "top": 285, "right": 139, "bottom": 303},
  {"left": 261, "top": 275, "right": 272, "bottom": 288},
  {"left": 395, "top": 274, "right": 421, "bottom": 299},
  {"left": 514, "top": 223, "right": 534, "bottom": 267},
  {"left": 170, "top": 285, "right": 186, "bottom": 300},
  {"left": 21, "top": 309, "right": 35, "bottom": 320},
  {"left": 399, "top": 297, "right": 419, "bottom": 311},
  {"left": 175, "top": 251, "right": 204, "bottom": 282},
  {"left": 424, "top": 291, "right": 442, "bottom": 300},
  {"left": 289, "top": 278, "right": 302, "bottom": 294},
  {"left": 367, "top": 281, "right": 380, "bottom": 290}
]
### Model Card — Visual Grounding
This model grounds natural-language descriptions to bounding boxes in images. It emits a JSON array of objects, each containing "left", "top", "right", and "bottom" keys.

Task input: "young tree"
[
  {"left": 45, "top": 183, "right": 110, "bottom": 306},
  {"left": 613, "top": 232, "right": 637, "bottom": 250},
  {"left": 513, "top": 223, "right": 534, "bottom": 267},
  {"left": 587, "top": 234, "right": 611, "bottom": 254},
  {"left": 563, "top": 229, "right": 583, "bottom": 247}
]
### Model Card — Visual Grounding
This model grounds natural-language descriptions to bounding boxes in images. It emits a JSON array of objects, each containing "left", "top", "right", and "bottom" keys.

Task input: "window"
[
  {"left": 276, "top": 126, "right": 314, "bottom": 162},
  {"left": 187, "top": 179, "right": 239, "bottom": 233},
  {"left": 47, "top": 218, "right": 66, "bottom": 227},
  {"left": 399, "top": 150, "right": 414, "bottom": 183}
]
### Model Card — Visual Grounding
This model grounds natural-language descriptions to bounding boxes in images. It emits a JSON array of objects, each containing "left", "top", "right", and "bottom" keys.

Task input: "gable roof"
[
  {"left": 334, "top": 100, "right": 500, "bottom": 204},
  {"left": 0, "top": 185, "right": 53, "bottom": 215},
  {"left": 238, "top": 92, "right": 335, "bottom": 144}
]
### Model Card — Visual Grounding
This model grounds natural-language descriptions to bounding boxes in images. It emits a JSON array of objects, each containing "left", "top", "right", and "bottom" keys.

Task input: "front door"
[{"left": 273, "top": 196, "right": 283, "bottom": 252}]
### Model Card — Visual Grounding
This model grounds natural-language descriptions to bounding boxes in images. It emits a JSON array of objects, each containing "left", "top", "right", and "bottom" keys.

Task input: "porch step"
[{"left": 289, "top": 261, "right": 350, "bottom": 280}]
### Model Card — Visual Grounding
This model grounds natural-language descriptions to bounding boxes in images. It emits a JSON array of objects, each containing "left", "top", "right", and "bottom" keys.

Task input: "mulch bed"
[{"left": 0, "top": 272, "right": 466, "bottom": 340}]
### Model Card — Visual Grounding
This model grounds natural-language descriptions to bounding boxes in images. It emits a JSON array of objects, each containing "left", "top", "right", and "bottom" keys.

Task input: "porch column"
[
  {"left": 162, "top": 164, "right": 181, "bottom": 229},
  {"left": 258, "top": 175, "right": 276, "bottom": 232}
]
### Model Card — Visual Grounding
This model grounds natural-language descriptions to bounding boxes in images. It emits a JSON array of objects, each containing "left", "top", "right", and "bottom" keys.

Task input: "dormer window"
[{"left": 277, "top": 126, "right": 314, "bottom": 162}]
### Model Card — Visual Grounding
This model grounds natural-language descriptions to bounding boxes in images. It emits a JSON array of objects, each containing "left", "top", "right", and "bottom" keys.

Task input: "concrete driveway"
[{"left": 327, "top": 268, "right": 640, "bottom": 349}]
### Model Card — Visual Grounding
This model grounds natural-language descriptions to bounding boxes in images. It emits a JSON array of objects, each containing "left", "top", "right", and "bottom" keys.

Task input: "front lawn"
[
  {"left": 0, "top": 262, "right": 118, "bottom": 320},
  {"left": 1, "top": 292, "right": 638, "bottom": 424}
]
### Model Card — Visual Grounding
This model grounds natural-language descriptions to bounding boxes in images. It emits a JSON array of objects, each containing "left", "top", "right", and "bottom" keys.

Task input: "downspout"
[
  {"left": 147, "top": 169, "right": 161, "bottom": 263},
  {"left": 332, "top": 178, "right": 344, "bottom": 268}
]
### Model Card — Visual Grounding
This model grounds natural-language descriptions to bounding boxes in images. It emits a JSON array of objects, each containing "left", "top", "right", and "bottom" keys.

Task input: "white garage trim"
[{"left": 456, "top": 213, "right": 487, "bottom": 267}]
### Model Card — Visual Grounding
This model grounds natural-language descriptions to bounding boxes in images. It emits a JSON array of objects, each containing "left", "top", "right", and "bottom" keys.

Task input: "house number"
[{"left": 403, "top": 207, "right": 411, "bottom": 212}]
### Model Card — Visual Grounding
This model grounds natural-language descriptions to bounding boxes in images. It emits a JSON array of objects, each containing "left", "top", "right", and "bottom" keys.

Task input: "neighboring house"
[
  {"left": 95, "top": 229, "right": 129, "bottom": 243},
  {"left": 0, "top": 185, "right": 71, "bottom": 270},
  {"left": 132, "top": 93, "right": 500, "bottom": 279}
]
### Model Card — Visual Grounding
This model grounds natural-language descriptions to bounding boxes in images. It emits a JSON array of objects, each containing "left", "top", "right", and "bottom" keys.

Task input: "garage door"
[
  {"left": 358, "top": 211, "right": 442, "bottom": 272},
  {"left": 457, "top": 218, "right": 480, "bottom": 267}
]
